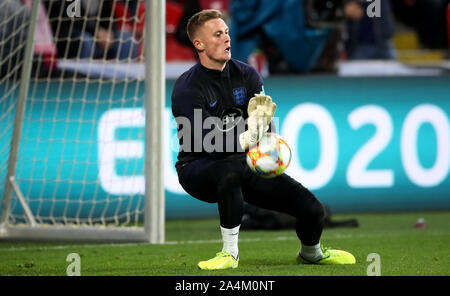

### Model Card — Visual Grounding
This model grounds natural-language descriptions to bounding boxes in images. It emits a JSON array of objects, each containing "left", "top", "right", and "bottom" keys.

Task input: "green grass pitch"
[{"left": 0, "top": 211, "right": 449, "bottom": 276}]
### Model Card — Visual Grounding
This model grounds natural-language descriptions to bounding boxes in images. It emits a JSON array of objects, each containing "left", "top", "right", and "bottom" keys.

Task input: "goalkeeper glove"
[{"left": 239, "top": 94, "right": 277, "bottom": 150}]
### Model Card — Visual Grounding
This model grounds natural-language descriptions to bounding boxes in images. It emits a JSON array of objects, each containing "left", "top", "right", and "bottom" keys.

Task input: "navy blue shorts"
[{"left": 176, "top": 155, "right": 319, "bottom": 219}]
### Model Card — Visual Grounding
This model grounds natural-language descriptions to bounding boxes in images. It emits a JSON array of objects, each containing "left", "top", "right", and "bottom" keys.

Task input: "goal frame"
[{"left": 0, "top": 0, "right": 165, "bottom": 243}]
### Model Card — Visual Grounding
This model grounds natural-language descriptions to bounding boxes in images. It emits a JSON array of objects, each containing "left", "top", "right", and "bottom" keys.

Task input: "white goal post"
[{"left": 0, "top": 0, "right": 165, "bottom": 243}]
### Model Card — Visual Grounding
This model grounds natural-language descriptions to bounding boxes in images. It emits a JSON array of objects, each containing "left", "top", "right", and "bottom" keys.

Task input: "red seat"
[
  {"left": 165, "top": 1, "right": 196, "bottom": 61},
  {"left": 131, "top": 1, "right": 196, "bottom": 61},
  {"left": 166, "top": 1, "right": 183, "bottom": 34}
]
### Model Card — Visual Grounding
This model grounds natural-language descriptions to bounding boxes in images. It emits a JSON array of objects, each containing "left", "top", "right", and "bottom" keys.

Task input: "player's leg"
[
  {"left": 178, "top": 157, "right": 245, "bottom": 230},
  {"left": 242, "top": 172, "right": 324, "bottom": 252},
  {"left": 242, "top": 170, "right": 355, "bottom": 264},
  {"left": 177, "top": 157, "right": 246, "bottom": 269},
  {"left": 212, "top": 158, "right": 245, "bottom": 262}
]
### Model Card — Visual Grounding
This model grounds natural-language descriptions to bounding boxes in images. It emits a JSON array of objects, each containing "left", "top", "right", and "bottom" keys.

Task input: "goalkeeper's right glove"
[{"left": 239, "top": 94, "right": 277, "bottom": 150}]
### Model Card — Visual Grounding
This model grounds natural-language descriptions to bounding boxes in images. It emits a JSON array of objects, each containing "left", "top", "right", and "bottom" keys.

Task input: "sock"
[
  {"left": 220, "top": 225, "right": 240, "bottom": 260},
  {"left": 300, "top": 242, "right": 323, "bottom": 263}
]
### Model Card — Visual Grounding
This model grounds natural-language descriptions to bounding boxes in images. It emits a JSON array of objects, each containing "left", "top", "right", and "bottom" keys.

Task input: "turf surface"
[{"left": 0, "top": 211, "right": 449, "bottom": 276}]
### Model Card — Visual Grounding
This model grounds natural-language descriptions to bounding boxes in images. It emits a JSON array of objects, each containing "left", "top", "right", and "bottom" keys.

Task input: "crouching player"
[{"left": 171, "top": 9, "right": 355, "bottom": 270}]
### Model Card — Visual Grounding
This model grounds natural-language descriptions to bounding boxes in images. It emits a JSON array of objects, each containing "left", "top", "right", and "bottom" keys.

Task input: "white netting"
[
  {"left": 1, "top": 0, "right": 148, "bottom": 228},
  {"left": 0, "top": 0, "right": 30, "bottom": 221}
]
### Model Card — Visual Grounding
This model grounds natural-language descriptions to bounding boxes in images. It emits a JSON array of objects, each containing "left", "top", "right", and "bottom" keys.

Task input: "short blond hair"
[{"left": 186, "top": 9, "right": 224, "bottom": 43}]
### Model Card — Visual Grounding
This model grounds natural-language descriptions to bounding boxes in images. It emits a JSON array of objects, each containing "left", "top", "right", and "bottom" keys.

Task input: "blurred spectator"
[
  {"left": 128, "top": 0, "right": 200, "bottom": 61},
  {"left": 175, "top": 0, "right": 230, "bottom": 53},
  {"left": 174, "top": 0, "right": 337, "bottom": 74},
  {"left": 0, "top": 0, "right": 60, "bottom": 79},
  {"left": 391, "top": 0, "right": 450, "bottom": 49},
  {"left": 175, "top": 0, "right": 201, "bottom": 50},
  {"left": 0, "top": 0, "right": 29, "bottom": 79},
  {"left": 24, "top": 0, "right": 58, "bottom": 75},
  {"left": 44, "top": 0, "right": 139, "bottom": 60},
  {"left": 344, "top": 0, "right": 397, "bottom": 60},
  {"left": 230, "top": 0, "right": 331, "bottom": 74}
]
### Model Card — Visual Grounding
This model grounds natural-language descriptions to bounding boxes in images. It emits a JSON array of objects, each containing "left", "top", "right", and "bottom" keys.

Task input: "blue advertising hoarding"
[{"left": 1, "top": 76, "right": 449, "bottom": 219}]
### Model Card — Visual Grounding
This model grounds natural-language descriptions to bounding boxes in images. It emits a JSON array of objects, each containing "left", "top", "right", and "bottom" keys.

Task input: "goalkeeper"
[{"left": 171, "top": 9, "right": 355, "bottom": 270}]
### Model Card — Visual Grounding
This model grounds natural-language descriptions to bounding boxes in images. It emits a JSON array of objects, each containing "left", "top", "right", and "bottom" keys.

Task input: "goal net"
[{"left": 0, "top": 0, "right": 165, "bottom": 242}]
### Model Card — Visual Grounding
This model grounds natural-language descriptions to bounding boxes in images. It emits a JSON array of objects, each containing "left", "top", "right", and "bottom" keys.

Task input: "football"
[{"left": 246, "top": 133, "right": 292, "bottom": 178}]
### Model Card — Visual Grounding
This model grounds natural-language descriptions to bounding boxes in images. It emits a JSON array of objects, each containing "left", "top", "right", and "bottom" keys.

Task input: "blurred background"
[
  {"left": 2, "top": 0, "right": 448, "bottom": 79},
  {"left": 1, "top": 0, "right": 449, "bottom": 227}
]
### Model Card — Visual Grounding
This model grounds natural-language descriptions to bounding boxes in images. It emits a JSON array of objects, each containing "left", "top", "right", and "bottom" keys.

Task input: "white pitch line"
[
  {"left": 165, "top": 236, "right": 296, "bottom": 245},
  {"left": 1, "top": 230, "right": 447, "bottom": 252}
]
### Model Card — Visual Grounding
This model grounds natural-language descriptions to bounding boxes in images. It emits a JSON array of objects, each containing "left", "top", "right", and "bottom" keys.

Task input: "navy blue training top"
[{"left": 171, "top": 59, "right": 264, "bottom": 169}]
